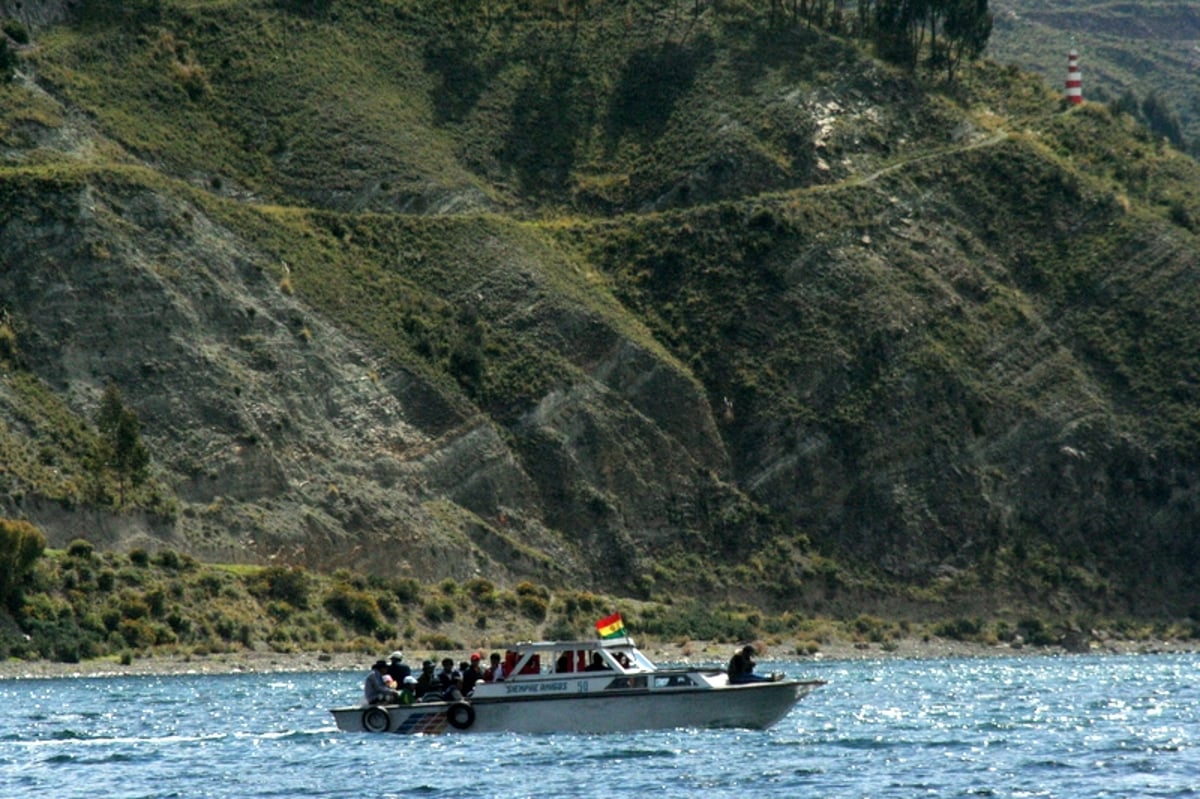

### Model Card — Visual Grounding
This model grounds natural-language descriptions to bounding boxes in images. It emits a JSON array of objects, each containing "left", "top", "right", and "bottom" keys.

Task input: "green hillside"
[{"left": 2, "top": 1, "right": 1199, "bottom": 663}]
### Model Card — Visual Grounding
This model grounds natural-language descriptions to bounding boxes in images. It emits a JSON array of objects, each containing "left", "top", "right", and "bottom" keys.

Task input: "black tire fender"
[
  {"left": 362, "top": 705, "right": 391, "bottom": 733},
  {"left": 446, "top": 701, "right": 475, "bottom": 730}
]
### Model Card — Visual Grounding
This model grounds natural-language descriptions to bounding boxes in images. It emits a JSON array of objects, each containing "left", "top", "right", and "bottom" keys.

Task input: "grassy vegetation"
[
  {"left": 5, "top": 541, "right": 501, "bottom": 663},
  {"left": 6, "top": 540, "right": 1195, "bottom": 665}
]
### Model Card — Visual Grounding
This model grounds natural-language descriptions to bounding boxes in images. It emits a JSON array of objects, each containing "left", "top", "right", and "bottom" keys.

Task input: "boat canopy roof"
[{"left": 505, "top": 636, "right": 637, "bottom": 652}]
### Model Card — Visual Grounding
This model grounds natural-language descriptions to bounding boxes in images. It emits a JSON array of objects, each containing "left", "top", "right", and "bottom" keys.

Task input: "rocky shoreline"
[{"left": 3, "top": 636, "right": 1196, "bottom": 681}]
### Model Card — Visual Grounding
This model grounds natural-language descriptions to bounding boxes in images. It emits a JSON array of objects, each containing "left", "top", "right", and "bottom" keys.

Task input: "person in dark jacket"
[
  {"left": 462, "top": 653, "right": 485, "bottom": 694},
  {"left": 727, "top": 645, "right": 769, "bottom": 684},
  {"left": 414, "top": 660, "right": 437, "bottom": 698},
  {"left": 386, "top": 650, "right": 411, "bottom": 684}
]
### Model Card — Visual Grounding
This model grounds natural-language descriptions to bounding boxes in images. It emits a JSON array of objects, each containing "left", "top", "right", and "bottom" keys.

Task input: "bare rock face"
[{"left": 0, "top": 173, "right": 731, "bottom": 590}]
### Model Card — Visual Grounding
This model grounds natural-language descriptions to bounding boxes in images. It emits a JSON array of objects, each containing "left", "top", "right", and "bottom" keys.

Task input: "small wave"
[
  {"left": 19, "top": 732, "right": 225, "bottom": 748},
  {"left": 247, "top": 729, "right": 331, "bottom": 741},
  {"left": 1026, "top": 758, "right": 1078, "bottom": 770},
  {"left": 41, "top": 753, "right": 77, "bottom": 764},
  {"left": 582, "top": 747, "right": 678, "bottom": 761},
  {"left": 383, "top": 786, "right": 439, "bottom": 796},
  {"left": 41, "top": 750, "right": 153, "bottom": 766},
  {"left": 826, "top": 736, "right": 905, "bottom": 751}
]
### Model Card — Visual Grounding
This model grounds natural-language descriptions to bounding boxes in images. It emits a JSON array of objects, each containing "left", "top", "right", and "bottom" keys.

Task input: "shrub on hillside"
[
  {"left": 154, "top": 549, "right": 194, "bottom": 571},
  {"left": 389, "top": 577, "right": 421, "bottom": 604},
  {"left": 0, "top": 320, "right": 18, "bottom": 362},
  {"left": 517, "top": 594, "right": 548, "bottom": 622},
  {"left": 464, "top": 577, "right": 497, "bottom": 605},
  {"left": 0, "top": 519, "right": 46, "bottom": 605},
  {"left": 67, "top": 538, "right": 95, "bottom": 559},
  {"left": 324, "top": 583, "right": 387, "bottom": 637},
  {"left": 247, "top": 565, "right": 312, "bottom": 609},
  {"left": 1017, "top": 617, "right": 1059, "bottom": 647},
  {"left": 420, "top": 633, "right": 460, "bottom": 650},
  {"left": 422, "top": 598, "right": 455, "bottom": 624},
  {"left": 79, "top": 0, "right": 162, "bottom": 26},
  {"left": 0, "top": 39, "right": 16, "bottom": 84},
  {"left": 2, "top": 18, "right": 29, "bottom": 45},
  {"left": 933, "top": 617, "right": 983, "bottom": 641}
]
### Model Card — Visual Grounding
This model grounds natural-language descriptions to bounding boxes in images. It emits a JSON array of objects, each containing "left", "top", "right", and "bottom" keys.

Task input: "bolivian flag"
[{"left": 595, "top": 612, "right": 626, "bottom": 640}]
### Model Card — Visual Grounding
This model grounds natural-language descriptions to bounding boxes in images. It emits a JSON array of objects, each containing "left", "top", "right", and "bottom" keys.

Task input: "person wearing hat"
[
  {"left": 364, "top": 659, "right": 400, "bottom": 704},
  {"left": 398, "top": 675, "right": 418, "bottom": 705},
  {"left": 462, "top": 652, "right": 484, "bottom": 694},
  {"left": 414, "top": 659, "right": 436, "bottom": 699},
  {"left": 386, "top": 650, "right": 411, "bottom": 684},
  {"left": 727, "top": 644, "right": 768, "bottom": 684}
]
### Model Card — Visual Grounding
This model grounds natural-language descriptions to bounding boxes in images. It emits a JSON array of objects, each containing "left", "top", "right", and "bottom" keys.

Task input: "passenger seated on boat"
[
  {"left": 386, "top": 650, "right": 411, "bottom": 683},
  {"left": 398, "top": 676, "right": 418, "bottom": 705},
  {"left": 555, "top": 652, "right": 572, "bottom": 673},
  {"left": 442, "top": 673, "right": 464, "bottom": 702},
  {"left": 463, "top": 653, "right": 484, "bottom": 694},
  {"left": 436, "top": 657, "right": 456, "bottom": 687},
  {"left": 414, "top": 660, "right": 437, "bottom": 698},
  {"left": 436, "top": 658, "right": 464, "bottom": 701},
  {"left": 483, "top": 652, "right": 505, "bottom": 682},
  {"left": 584, "top": 652, "right": 610, "bottom": 671},
  {"left": 728, "top": 645, "right": 769, "bottom": 684},
  {"left": 364, "top": 660, "right": 401, "bottom": 704}
]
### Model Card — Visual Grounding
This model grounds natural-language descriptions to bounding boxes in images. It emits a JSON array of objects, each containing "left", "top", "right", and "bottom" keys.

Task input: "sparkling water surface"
[{"left": 1, "top": 653, "right": 1196, "bottom": 798}]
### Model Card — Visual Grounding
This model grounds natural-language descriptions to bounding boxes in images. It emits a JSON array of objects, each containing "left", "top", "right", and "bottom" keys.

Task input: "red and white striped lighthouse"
[{"left": 1065, "top": 49, "right": 1083, "bottom": 105}]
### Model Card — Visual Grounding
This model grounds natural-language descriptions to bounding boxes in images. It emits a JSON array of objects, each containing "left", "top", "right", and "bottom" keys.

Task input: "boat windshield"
[{"left": 621, "top": 648, "right": 656, "bottom": 671}]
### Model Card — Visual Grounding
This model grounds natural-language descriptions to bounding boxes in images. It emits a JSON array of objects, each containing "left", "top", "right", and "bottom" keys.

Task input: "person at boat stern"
[{"left": 364, "top": 660, "right": 401, "bottom": 704}]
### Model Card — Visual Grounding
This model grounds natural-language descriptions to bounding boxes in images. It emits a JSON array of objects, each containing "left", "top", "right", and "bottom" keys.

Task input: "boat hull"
[{"left": 330, "top": 679, "right": 822, "bottom": 735}]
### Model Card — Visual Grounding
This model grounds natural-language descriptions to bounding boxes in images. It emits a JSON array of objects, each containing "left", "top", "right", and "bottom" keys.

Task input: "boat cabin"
[
  {"left": 500, "top": 637, "right": 654, "bottom": 677},
  {"left": 468, "top": 637, "right": 703, "bottom": 698}
]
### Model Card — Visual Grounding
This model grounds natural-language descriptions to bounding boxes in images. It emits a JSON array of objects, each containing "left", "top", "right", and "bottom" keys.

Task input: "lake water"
[{"left": 1, "top": 653, "right": 1196, "bottom": 798}]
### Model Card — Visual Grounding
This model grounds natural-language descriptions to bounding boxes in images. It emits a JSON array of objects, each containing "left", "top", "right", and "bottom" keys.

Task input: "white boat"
[{"left": 329, "top": 636, "right": 824, "bottom": 735}]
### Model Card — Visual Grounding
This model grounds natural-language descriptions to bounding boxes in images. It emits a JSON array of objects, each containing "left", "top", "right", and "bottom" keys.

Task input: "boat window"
[
  {"left": 506, "top": 651, "right": 541, "bottom": 675},
  {"left": 553, "top": 650, "right": 592, "bottom": 673},
  {"left": 604, "top": 676, "right": 648, "bottom": 691},
  {"left": 653, "top": 674, "right": 696, "bottom": 688}
]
